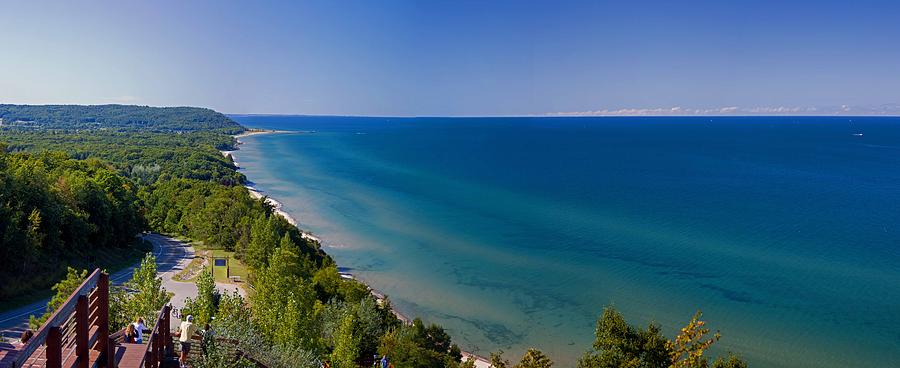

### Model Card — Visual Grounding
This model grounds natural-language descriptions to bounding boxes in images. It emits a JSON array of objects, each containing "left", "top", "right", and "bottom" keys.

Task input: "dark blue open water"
[{"left": 229, "top": 115, "right": 900, "bottom": 367}]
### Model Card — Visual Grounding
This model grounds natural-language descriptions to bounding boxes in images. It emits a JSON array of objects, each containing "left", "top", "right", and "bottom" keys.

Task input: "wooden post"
[
  {"left": 98, "top": 273, "right": 110, "bottom": 354},
  {"left": 76, "top": 294, "right": 89, "bottom": 368},
  {"left": 144, "top": 350, "right": 152, "bottom": 368},
  {"left": 107, "top": 336, "right": 117, "bottom": 368},
  {"left": 153, "top": 332, "right": 160, "bottom": 368},
  {"left": 164, "top": 306, "right": 173, "bottom": 357},
  {"left": 158, "top": 329, "right": 165, "bottom": 367},
  {"left": 46, "top": 326, "right": 62, "bottom": 368},
  {"left": 165, "top": 306, "right": 171, "bottom": 356}
]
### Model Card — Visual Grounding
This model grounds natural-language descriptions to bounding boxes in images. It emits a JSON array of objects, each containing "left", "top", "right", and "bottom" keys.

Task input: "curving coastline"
[{"left": 222, "top": 130, "right": 492, "bottom": 367}]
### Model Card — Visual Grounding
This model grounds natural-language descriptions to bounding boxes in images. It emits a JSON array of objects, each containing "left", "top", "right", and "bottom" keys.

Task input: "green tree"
[
  {"left": 577, "top": 306, "right": 670, "bottom": 368},
  {"left": 668, "top": 311, "right": 720, "bottom": 368},
  {"left": 29, "top": 267, "right": 88, "bottom": 329},
  {"left": 251, "top": 242, "right": 320, "bottom": 352},
  {"left": 217, "top": 290, "right": 251, "bottom": 326},
  {"left": 711, "top": 353, "right": 748, "bottom": 368},
  {"left": 0, "top": 150, "right": 143, "bottom": 300},
  {"left": 578, "top": 307, "right": 748, "bottom": 368},
  {"left": 331, "top": 312, "right": 360, "bottom": 368},
  {"left": 126, "top": 254, "right": 169, "bottom": 322},
  {"left": 378, "top": 318, "right": 461, "bottom": 368},
  {"left": 490, "top": 350, "right": 510, "bottom": 368},
  {"left": 109, "top": 253, "right": 170, "bottom": 329},
  {"left": 460, "top": 356, "right": 476, "bottom": 368},
  {"left": 183, "top": 267, "right": 218, "bottom": 326},
  {"left": 246, "top": 214, "right": 280, "bottom": 270},
  {"left": 514, "top": 349, "right": 553, "bottom": 368}
]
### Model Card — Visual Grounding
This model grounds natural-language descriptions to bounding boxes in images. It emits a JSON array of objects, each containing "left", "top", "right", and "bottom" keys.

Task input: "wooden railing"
[
  {"left": 135, "top": 305, "right": 170, "bottom": 368},
  {"left": 10, "top": 269, "right": 109, "bottom": 368},
  {"left": 105, "top": 306, "right": 171, "bottom": 368}
]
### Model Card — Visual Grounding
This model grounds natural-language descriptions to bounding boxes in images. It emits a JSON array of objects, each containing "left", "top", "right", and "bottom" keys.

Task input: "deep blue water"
[{"left": 229, "top": 115, "right": 900, "bottom": 367}]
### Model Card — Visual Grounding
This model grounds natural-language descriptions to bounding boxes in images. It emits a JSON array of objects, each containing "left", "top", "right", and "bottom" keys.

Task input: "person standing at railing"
[
  {"left": 124, "top": 324, "right": 137, "bottom": 343},
  {"left": 175, "top": 315, "right": 197, "bottom": 368},
  {"left": 133, "top": 317, "right": 146, "bottom": 344},
  {"left": 20, "top": 330, "right": 33, "bottom": 345}
]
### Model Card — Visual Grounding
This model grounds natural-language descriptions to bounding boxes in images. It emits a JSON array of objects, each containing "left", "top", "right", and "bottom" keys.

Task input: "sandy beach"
[
  {"left": 243, "top": 184, "right": 321, "bottom": 243},
  {"left": 233, "top": 129, "right": 285, "bottom": 139}
]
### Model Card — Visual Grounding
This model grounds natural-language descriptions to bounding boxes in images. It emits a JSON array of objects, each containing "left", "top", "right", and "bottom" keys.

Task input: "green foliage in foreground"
[
  {"left": 197, "top": 291, "right": 321, "bottom": 368},
  {"left": 490, "top": 348, "right": 554, "bottom": 368},
  {"left": 378, "top": 318, "right": 463, "bottom": 368},
  {"left": 109, "top": 253, "right": 170, "bottom": 330},
  {"left": 28, "top": 268, "right": 89, "bottom": 329},
  {"left": 182, "top": 267, "right": 219, "bottom": 327},
  {"left": 31, "top": 254, "right": 169, "bottom": 332},
  {"left": 576, "top": 306, "right": 747, "bottom": 368}
]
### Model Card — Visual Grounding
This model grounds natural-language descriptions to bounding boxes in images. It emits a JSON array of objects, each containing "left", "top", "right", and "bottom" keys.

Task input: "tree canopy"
[{"left": 0, "top": 104, "right": 243, "bottom": 133}]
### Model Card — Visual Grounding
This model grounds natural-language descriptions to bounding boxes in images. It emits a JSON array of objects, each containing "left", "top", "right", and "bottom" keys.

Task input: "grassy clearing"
[
  {"left": 171, "top": 239, "right": 250, "bottom": 284},
  {"left": 205, "top": 248, "right": 250, "bottom": 282}
]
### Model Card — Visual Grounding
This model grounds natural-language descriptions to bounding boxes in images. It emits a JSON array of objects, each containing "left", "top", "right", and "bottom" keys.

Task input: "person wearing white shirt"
[
  {"left": 132, "top": 318, "right": 146, "bottom": 344},
  {"left": 175, "top": 315, "right": 197, "bottom": 368}
]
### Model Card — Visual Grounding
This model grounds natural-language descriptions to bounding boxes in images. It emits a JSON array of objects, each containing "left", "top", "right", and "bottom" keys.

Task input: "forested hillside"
[
  {"left": 0, "top": 104, "right": 243, "bottom": 133},
  {"left": 0, "top": 146, "right": 144, "bottom": 299},
  {"left": 1, "top": 105, "right": 243, "bottom": 185}
]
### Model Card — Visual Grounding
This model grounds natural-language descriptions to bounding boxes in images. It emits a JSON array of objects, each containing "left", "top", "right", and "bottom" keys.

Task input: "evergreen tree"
[
  {"left": 331, "top": 312, "right": 360, "bottom": 368},
  {"left": 251, "top": 242, "right": 320, "bottom": 352},
  {"left": 246, "top": 214, "right": 280, "bottom": 270}
]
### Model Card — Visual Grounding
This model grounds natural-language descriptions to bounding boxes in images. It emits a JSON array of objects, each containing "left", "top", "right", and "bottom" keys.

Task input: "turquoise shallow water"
[{"left": 229, "top": 115, "right": 900, "bottom": 367}]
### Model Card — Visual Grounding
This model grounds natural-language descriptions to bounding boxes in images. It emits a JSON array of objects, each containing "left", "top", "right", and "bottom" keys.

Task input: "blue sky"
[{"left": 1, "top": 0, "right": 898, "bottom": 116}]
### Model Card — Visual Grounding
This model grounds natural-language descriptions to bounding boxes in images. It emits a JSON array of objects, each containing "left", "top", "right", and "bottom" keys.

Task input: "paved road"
[
  {"left": 147, "top": 234, "right": 246, "bottom": 325},
  {"left": 145, "top": 233, "right": 197, "bottom": 326},
  {"left": 133, "top": 234, "right": 246, "bottom": 326},
  {"left": 0, "top": 233, "right": 243, "bottom": 338}
]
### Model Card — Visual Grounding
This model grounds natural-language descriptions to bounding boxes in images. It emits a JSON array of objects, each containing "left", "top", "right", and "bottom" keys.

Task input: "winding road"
[{"left": 0, "top": 233, "right": 244, "bottom": 339}]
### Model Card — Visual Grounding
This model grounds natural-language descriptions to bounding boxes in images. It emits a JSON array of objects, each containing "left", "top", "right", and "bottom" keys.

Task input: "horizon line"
[
  {"left": 3, "top": 102, "right": 899, "bottom": 119},
  {"left": 226, "top": 113, "right": 900, "bottom": 118}
]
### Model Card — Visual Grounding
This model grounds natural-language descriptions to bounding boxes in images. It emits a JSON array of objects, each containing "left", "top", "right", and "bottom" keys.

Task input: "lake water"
[{"left": 229, "top": 115, "right": 900, "bottom": 367}]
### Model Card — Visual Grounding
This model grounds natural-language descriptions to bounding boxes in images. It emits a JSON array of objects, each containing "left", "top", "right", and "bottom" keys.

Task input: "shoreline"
[{"left": 222, "top": 130, "right": 492, "bottom": 367}]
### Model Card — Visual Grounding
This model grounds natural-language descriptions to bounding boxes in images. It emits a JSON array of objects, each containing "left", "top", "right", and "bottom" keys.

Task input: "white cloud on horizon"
[
  {"left": 546, "top": 104, "right": 900, "bottom": 116},
  {"left": 104, "top": 95, "right": 141, "bottom": 104}
]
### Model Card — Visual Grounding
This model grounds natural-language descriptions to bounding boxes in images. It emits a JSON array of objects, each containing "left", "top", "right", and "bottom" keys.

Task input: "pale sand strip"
[{"left": 244, "top": 185, "right": 320, "bottom": 243}]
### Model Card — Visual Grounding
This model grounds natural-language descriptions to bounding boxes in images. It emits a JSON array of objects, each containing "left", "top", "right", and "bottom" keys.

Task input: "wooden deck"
[
  {"left": 112, "top": 344, "right": 144, "bottom": 368},
  {"left": 0, "top": 343, "right": 20, "bottom": 367},
  {"left": 4, "top": 343, "right": 101, "bottom": 368},
  {"left": 2, "top": 269, "right": 174, "bottom": 368}
]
